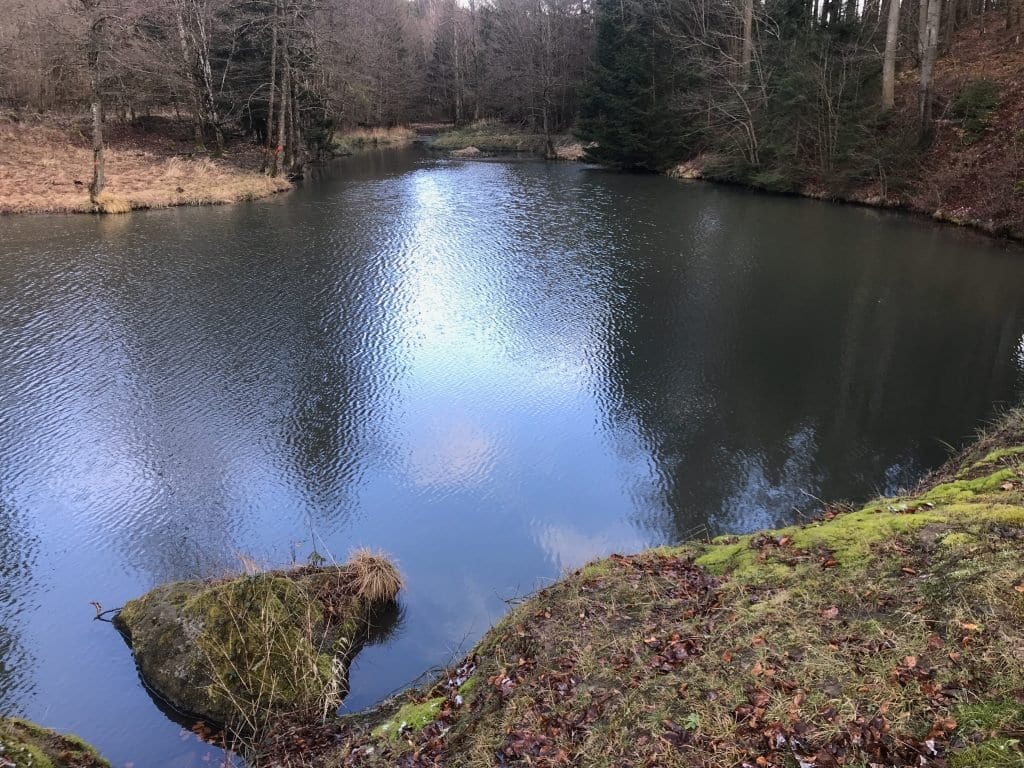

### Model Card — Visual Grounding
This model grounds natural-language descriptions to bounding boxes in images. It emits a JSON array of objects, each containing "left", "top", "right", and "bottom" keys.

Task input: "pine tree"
[{"left": 576, "top": 0, "right": 686, "bottom": 170}]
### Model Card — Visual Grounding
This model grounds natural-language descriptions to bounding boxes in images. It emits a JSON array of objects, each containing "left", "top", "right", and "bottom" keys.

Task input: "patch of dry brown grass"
[
  {"left": 347, "top": 549, "right": 404, "bottom": 604},
  {"left": 331, "top": 125, "right": 417, "bottom": 155},
  {"left": 0, "top": 119, "right": 291, "bottom": 215}
]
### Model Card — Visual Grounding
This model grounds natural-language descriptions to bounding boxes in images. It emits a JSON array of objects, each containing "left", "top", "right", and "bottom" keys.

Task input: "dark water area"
[{"left": 1, "top": 149, "right": 1023, "bottom": 766}]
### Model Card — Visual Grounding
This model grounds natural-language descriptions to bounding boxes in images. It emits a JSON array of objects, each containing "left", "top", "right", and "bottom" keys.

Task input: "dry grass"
[
  {"left": 432, "top": 120, "right": 550, "bottom": 154},
  {"left": 114, "top": 548, "right": 404, "bottom": 762},
  {"left": 331, "top": 126, "right": 416, "bottom": 155},
  {"left": 0, "top": 118, "right": 291, "bottom": 215},
  {"left": 431, "top": 120, "right": 580, "bottom": 158},
  {"left": 347, "top": 549, "right": 404, "bottom": 604}
]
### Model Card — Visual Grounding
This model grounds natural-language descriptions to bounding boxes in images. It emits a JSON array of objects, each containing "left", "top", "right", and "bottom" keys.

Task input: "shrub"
[
  {"left": 952, "top": 79, "right": 1001, "bottom": 143},
  {"left": 750, "top": 168, "right": 800, "bottom": 193}
]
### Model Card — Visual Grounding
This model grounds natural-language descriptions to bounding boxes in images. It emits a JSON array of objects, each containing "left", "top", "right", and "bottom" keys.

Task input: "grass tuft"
[{"left": 348, "top": 549, "right": 404, "bottom": 604}]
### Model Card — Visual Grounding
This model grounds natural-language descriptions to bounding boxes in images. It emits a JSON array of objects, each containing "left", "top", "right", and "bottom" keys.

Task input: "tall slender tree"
[{"left": 882, "top": 0, "right": 902, "bottom": 110}]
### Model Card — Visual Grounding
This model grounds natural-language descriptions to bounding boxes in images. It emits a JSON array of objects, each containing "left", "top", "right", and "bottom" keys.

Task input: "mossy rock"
[
  {"left": 0, "top": 718, "right": 109, "bottom": 768},
  {"left": 114, "top": 556, "right": 402, "bottom": 732}
]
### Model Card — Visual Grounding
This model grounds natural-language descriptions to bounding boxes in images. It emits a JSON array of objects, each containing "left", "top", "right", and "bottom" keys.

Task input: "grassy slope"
[
  {"left": 272, "top": 411, "right": 1024, "bottom": 767},
  {"left": 0, "top": 116, "right": 291, "bottom": 215},
  {"left": 0, "top": 718, "right": 110, "bottom": 768}
]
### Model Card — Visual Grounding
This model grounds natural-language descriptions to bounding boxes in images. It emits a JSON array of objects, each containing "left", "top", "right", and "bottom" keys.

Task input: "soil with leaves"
[{"left": 262, "top": 411, "right": 1024, "bottom": 768}]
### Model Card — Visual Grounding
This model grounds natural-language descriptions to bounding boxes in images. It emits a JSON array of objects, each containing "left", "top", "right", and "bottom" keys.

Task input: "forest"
[{"left": 2, "top": 0, "right": 1019, "bottom": 188}]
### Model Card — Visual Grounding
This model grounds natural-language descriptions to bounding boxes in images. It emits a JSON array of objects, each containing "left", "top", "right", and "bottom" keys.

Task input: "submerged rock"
[
  {"left": 0, "top": 718, "right": 109, "bottom": 768},
  {"left": 113, "top": 552, "right": 402, "bottom": 731}
]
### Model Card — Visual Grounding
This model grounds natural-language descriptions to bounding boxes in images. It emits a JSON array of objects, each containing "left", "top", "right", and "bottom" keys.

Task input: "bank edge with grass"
[
  {"left": 263, "top": 410, "right": 1024, "bottom": 768},
  {"left": 12, "top": 413, "right": 1022, "bottom": 767},
  {"left": 0, "top": 718, "right": 110, "bottom": 768}
]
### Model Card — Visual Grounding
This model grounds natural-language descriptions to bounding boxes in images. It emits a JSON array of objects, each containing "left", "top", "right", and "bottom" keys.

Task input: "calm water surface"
[{"left": 2, "top": 150, "right": 1024, "bottom": 766}]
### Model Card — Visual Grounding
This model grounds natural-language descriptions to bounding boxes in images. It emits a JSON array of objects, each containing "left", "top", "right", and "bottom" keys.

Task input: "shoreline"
[
  {"left": 428, "top": 124, "right": 1024, "bottom": 247},
  {"left": 8, "top": 413, "right": 1023, "bottom": 766},
  {"left": 3, "top": 117, "right": 1020, "bottom": 251},
  {"left": 259, "top": 408, "right": 1024, "bottom": 767},
  {"left": 667, "top": 158, "right": 1024, "bottom": 247},
  {"left": 0, "top": 116, "right": 293, "bottom": 217}
]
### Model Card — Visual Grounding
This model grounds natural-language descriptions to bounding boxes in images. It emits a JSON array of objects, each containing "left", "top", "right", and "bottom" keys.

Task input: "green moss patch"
[
  {"left": 371, "top": 699, "right": 444, "bottom": 741},
  {"left": 0, "top": 719, "right": 109, "bottom": 768}
]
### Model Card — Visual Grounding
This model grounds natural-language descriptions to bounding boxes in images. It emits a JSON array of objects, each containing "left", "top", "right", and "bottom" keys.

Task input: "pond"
[{"left": 1, "top": 149, "right": 1023, "bottom": 767}]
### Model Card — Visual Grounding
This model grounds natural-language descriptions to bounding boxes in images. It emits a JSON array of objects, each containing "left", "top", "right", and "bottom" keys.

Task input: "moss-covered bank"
[
  {"left": 0, "top": 718, "right": 109, "bottom": 768},
  {"left": 263, "top": 410, "right": 1024, "bottom": 767},
  {"left": 114, "top": 552, "right": 402, "bottom": 735}
]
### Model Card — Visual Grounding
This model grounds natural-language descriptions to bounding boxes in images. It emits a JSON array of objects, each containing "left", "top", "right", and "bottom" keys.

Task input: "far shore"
[
  {"left": 3, "top": 115, "right": 1022, "bottom": 249},
  {"left": 0, "top": 117, "right": 418, "bottom": 217},
  {"left": 0, "top": 115, "right": 293, "bottom": 216}
]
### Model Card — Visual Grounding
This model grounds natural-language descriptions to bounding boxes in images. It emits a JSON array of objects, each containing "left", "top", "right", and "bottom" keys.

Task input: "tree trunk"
[
  {"left": 918, "top": 0, "right": 928, "bottom": 60},
  {"left": 543, "top": 104, "right": 555, "bottom": 160},
  {"left": 272, "top": 53, "right": 288, "bottom": 177},
  {"left": 882, "top": 0, "right": 901, "bottom": 110},
  {"left": 919, "top": 0, "right": 942, "bottom": 135},
  {"left": 944, "top": 0, "right": 958, "bottom": 43},
  {"left": 176, "top": 2, "right": 205, "bottom": 150},
  {"left": 262, "top": 0, "right": 279, "bottom": 172},
  {"left": 289, "top": 66, "right": 301, "bottom": 173},
  {"left": 90, "top": 95, "right": 105, "bottom": 202},
  {"left": 84, "top": 1, "right": 105, "bottom": 203},
  {"left": 192, "top": 3, "right": 224, "bottom": 154},
  {"left": 453, "top": 20, "right": 464, "bottom": 125},
  {"left": 741, "top": 0, "right": 754, "bottom": 80}
]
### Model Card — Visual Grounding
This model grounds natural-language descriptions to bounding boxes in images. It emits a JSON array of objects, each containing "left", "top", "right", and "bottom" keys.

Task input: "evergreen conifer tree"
[{"left": 577, "top": 0, "right": 686, "bottom": 170}]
